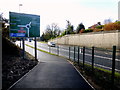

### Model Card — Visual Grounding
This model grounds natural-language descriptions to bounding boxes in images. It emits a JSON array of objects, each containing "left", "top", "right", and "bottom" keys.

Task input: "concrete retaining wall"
[{"left": 50, "top": 30, "right": 120, "bottom": 50}]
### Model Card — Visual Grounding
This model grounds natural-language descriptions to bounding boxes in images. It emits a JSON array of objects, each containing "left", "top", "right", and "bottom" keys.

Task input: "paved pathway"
[{"left": 9, "top": 46, "right": 94, "bottom": 89}]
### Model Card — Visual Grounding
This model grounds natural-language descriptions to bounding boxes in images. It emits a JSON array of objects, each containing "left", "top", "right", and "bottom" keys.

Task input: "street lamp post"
[
  {"left": 19, "top": 4, "right": 22, "bottom": 48},
  {"left": 19, "top": 4, "right": 22, "bottom": 13}
]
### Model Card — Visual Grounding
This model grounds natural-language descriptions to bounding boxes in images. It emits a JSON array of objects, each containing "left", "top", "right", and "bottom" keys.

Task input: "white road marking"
[
  {"left": 15, "top": 42, "right": 120, "bottom": 72},
  {"left": 59, "top": 47, "right": 120, "bottom": 61}
]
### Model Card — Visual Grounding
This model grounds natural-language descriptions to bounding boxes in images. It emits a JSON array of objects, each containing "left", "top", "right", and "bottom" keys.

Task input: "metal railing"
[{"left": 22, "top": 41, "right": 120, "bottom": 89}]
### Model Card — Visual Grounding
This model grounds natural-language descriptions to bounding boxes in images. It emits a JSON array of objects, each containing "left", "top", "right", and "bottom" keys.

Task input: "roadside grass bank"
[
  {"left": 2, "top": 38, "right": 38, "bottom": 90},
  {"left": 72, "top": 61, "right": 120, "bottom": 90},
  {"left": 26, "top": 44, "right": 120, "bottom": 90}
]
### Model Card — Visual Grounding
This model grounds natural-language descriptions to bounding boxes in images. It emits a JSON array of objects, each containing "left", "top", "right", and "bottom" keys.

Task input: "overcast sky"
[{"left": 0, "top": 0, "right": 119, "bottom": 35}]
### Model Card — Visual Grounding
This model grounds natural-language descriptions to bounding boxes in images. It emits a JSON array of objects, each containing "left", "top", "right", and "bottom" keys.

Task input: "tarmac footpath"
[{"left": 9, "top": 45, "right": 94, "bottom": 89}]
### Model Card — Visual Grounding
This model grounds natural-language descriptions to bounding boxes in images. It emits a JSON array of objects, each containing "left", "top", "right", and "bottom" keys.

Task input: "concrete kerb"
[{"left": 67, "top": 60, "right": 95, "bottom": 90}]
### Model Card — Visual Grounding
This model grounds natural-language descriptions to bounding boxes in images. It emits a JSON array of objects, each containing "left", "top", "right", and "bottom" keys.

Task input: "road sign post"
[
  {"left": 22, "top": 38, "right": 25, "bottom": 59},
  {"left": 20, "top": 39, "right": 21, "bottom": 48},
  {"left": 34, "top": 37, "right": 37, "bottom": 61},
  {"left": 9, "top": 12, "right": 40, "bottom": 60}
]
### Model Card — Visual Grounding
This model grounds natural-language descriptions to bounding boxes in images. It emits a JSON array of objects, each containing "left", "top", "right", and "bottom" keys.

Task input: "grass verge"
[
  {"left": 79, "top": 62, "right": 120, "bottom": 77},
  {"left": 25, "top": 44, "right": 57, "bottom": 56},
  {"left": 38, "top": 41, "right": 47, "bottom": 44}
]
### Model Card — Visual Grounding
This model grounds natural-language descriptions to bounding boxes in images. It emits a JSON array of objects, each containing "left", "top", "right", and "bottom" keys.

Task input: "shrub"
[
  {"left": 115, "top": 21, "right": 120, "bottom": 24},
  {"left": 84, "top": 29, "right": 93, "bottom": 33},
  {"left": 95, "top": 25, "right": 104, "bottom": 29},
  {"left": 104, "top": 22, "right": 120, "bottom": 31}
]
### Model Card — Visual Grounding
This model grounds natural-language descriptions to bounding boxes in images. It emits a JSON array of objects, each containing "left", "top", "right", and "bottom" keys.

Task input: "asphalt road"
[
  {"left": 9, "top": 42, "right": 94, "bottom": 89},
  {"left": 15, "top": 41, "right": 120, "bottom": 72},
  {"left": 25, "top": 41, "right": 120, "bottom": 72}
]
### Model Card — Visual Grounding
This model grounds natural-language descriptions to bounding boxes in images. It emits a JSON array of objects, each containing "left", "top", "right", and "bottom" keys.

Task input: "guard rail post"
[
  {"left": 69, "top": 46, "right": 70, "bottom": 59},
  {"left": 92, "top": 46, "right": 94, "bottom": 72},
  {"left": 78, "top": 46, "right": 80, "bottom": 65},
  {"left": 22, "top": 38, "right": 25, "bottom": 59},
  {"left": 57, "top": 45, "right": 59, "bottom": 56},
  {"left": 74, "top": 46, "right": 75, "bottom": 62},
  {"left": 111, "top": 46, "right": 116, "bottom": 89},
  {"left": 83, "top": 47, "right": 85, "bottom": 68}
]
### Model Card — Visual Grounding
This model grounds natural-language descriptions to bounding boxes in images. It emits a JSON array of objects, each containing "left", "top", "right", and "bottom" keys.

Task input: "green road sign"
[{"left": 9, "top": 12, "right": 40, "bottom": 37}]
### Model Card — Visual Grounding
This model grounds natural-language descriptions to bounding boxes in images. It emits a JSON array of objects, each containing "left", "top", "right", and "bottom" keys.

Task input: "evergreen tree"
[
  {"left": 1, "top": 14, "right": 9, "bottom": 38},
  {"left": 66, "top": 20, "right": 74, "bottom": 34},
  {"left": 76, "top": 23, "right": 85, "bottom": 33}
]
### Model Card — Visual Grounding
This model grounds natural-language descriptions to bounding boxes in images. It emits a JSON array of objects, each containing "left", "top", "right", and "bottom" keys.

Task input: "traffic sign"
[{"left": 9, "top": 12, "right": 40, "bottom": 37}]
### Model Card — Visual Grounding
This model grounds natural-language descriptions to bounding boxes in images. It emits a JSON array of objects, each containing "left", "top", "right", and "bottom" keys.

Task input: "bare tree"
[
  {"left": 104, "top": 18, "right": 112, "bottom": 24},
  {"left": 41, "top": 23, "right": 61, "bottom": 41}
]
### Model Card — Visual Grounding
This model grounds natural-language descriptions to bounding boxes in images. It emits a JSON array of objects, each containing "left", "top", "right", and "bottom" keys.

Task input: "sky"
[{"left": 0, "top": 0, "right": 119, "bottom": 36}]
